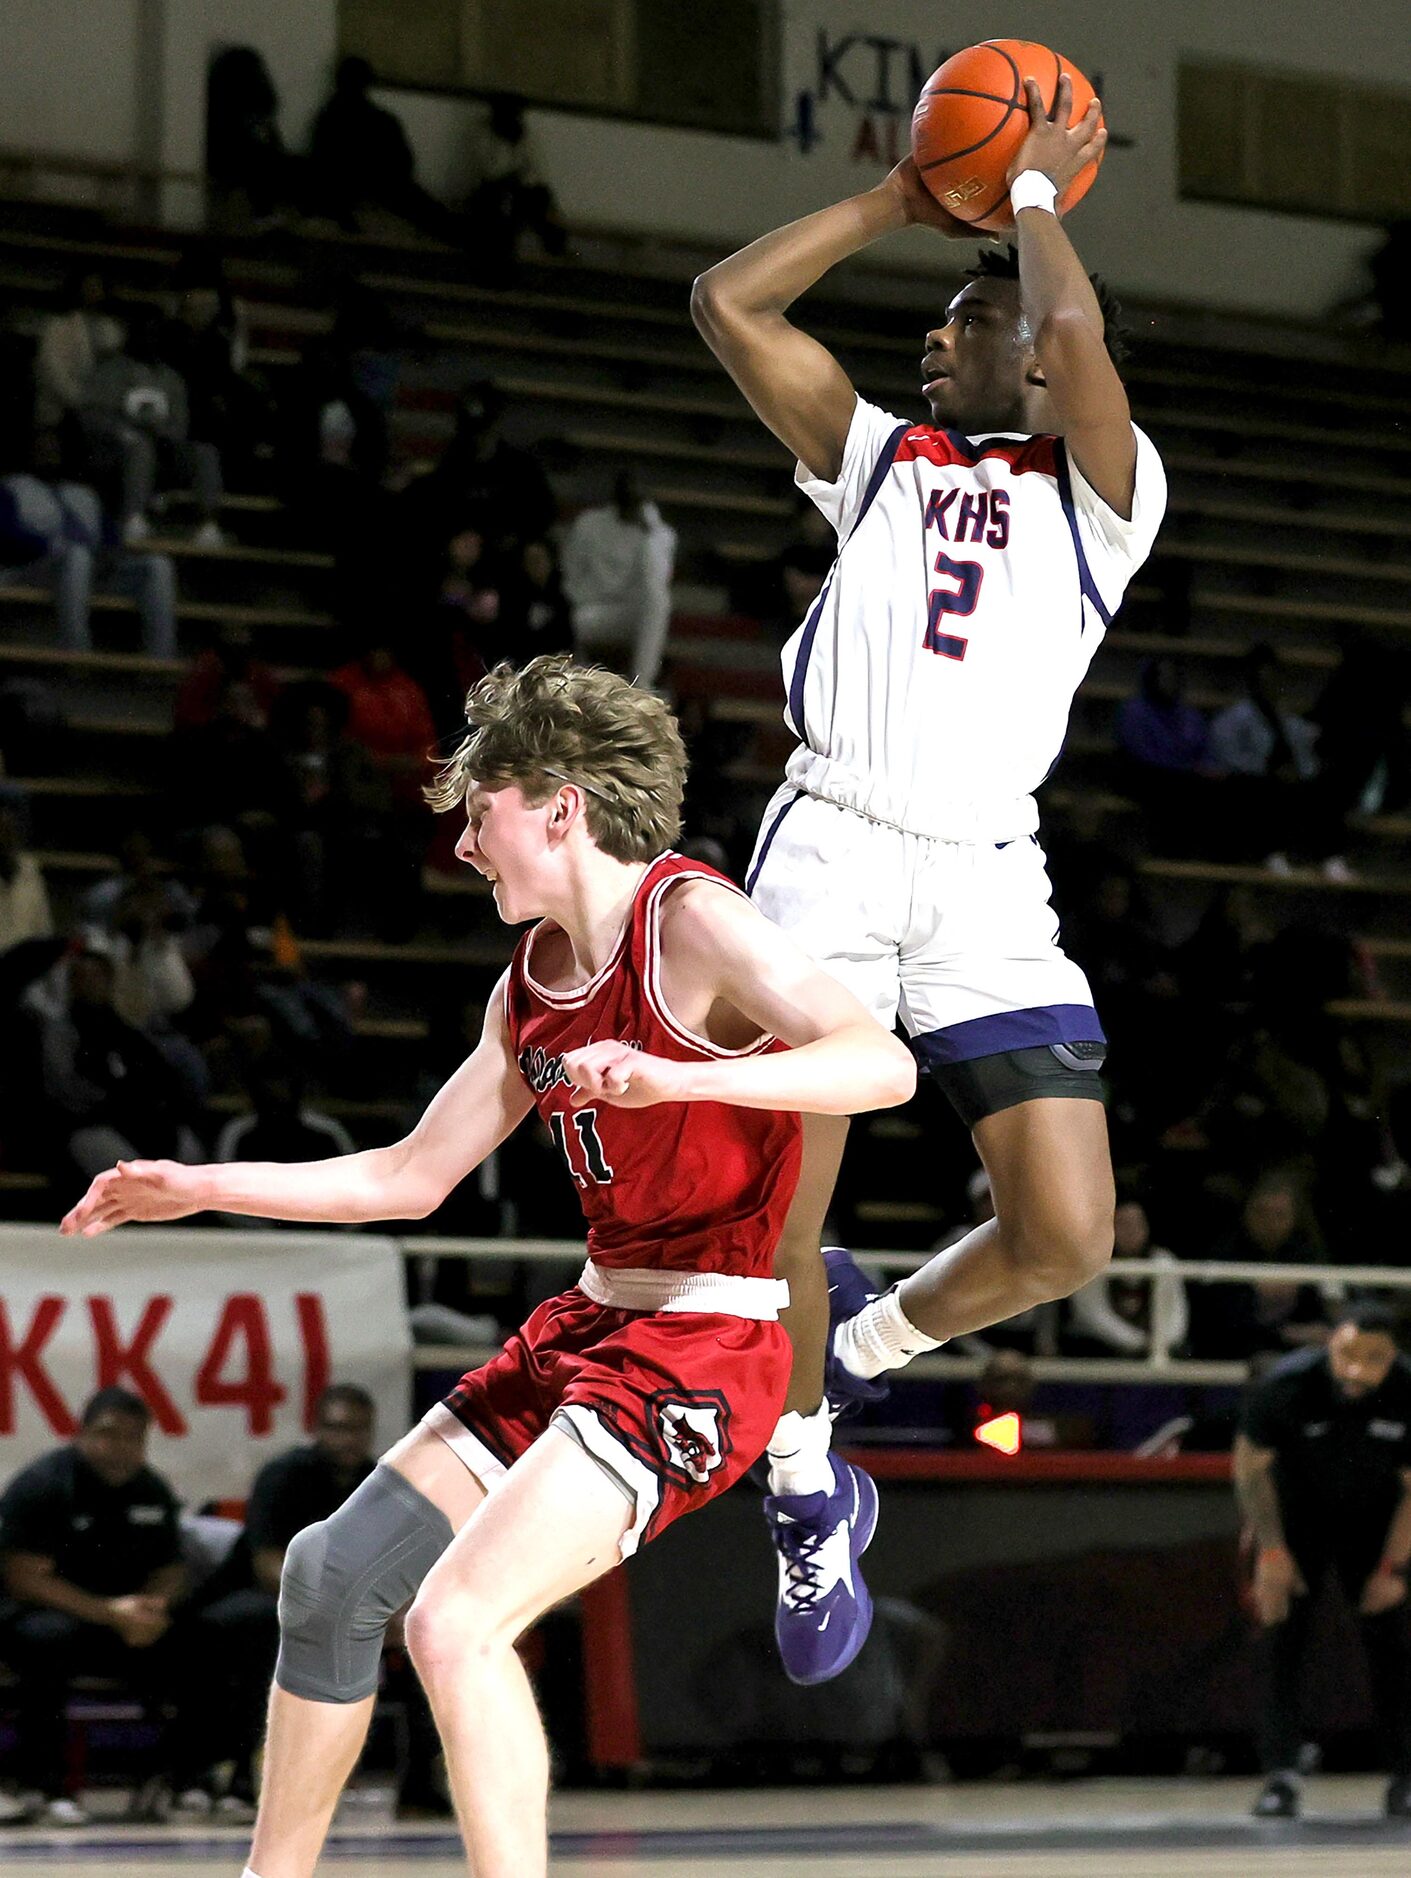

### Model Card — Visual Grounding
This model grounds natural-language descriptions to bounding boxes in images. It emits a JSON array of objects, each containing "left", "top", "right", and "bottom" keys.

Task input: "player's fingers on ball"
[{"left": 1052, "top": 72, "right": 1071, "bottom": 121}]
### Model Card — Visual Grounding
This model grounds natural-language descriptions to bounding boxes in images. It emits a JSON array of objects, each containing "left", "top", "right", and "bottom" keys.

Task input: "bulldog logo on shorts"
[{"left": 654, "top": 1393, "right": 728, "bottom": 1486}]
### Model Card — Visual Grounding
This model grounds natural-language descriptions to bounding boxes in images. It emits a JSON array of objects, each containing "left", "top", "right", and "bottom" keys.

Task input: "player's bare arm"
[
  {"left": 691, "top": 161, "right": 967, "bottom": 480},
  {"left": 565, "top": 879, "right": 916, "bottom": 1116},
  {"left": 59, "top": 971, "right": 534, "bottom": 1237},
  {"left": 1007, "top": 76, "right": 1134, "bottom": 515}
]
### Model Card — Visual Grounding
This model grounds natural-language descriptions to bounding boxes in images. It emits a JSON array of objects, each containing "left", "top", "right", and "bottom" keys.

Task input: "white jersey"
[{"left": 780, "top": 397, "right": 1167, "bottom": 843}]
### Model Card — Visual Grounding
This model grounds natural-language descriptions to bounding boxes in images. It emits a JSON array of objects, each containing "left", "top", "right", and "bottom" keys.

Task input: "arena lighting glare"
[{"left": 974, "top": 1411, "right": 1023, "bottom": 1455}]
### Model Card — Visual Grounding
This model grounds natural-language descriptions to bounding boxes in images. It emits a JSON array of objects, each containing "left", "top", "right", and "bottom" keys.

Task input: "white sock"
[
  {"left": 766, "top": 1403, "right": 835, "bottom": 1497},
  {"left": 834, "top": 1286, "right": 943, "bottom": 1380}
]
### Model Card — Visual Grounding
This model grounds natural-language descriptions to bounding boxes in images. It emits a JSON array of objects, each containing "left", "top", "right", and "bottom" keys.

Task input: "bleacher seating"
[{"left": 1, "top": 200, "right": 1409, "bottom": 1229}]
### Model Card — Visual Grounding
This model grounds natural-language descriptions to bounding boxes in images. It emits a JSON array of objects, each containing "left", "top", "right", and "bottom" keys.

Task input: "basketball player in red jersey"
[{"left": 60, "top": 656, "right": 915, "bottom": 1878}]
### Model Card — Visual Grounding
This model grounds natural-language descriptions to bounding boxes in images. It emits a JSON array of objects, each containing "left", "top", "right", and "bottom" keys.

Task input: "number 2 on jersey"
[
  {"left": 549, "top": 1107, "right": 615, "bottom": 1186},
  {"left": 924, "top": 552, "right": 984, "bottom": 661}
]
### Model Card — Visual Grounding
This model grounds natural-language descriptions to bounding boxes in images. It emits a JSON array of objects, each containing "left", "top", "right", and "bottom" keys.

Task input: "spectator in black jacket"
[
  {"left": 307, "top": 57, "right": 463, "bottom": 246},
  {"left": 0, "top": 1389, "right": 222, "bottom": 1823}
]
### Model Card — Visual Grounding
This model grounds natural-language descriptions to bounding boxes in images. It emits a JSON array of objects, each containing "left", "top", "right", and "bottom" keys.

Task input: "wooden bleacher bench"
[
  {"left": 1140, "top": 858, "right": 1411, "bottom": 896},
  {"left": 0, "top": 587, "right": 330, "bottom": 635},
  {"left": 300, "top": 936, "right": 509, "bottom": 970}
]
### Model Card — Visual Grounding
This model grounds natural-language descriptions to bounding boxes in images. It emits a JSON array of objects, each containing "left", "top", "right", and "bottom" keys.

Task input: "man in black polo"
[
  {"left": 1236, "top": 1300, "right": 1411, "bottom": 1819},
  {"left": 242, "top": 1383, "right": 377, "bottom": 1598},
  {"left": 0, "top": 1387, "right": 197, "bottom": 1824}
]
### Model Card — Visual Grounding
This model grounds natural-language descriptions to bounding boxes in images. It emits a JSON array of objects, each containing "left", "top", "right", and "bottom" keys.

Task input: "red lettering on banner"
[
  {"left": 0, "top": 1297, "right": 76, "bottom": 1435},
  {"left": 88, "top": 1296, "right": 186, "bottom": 1435},
  {"left": 195, "top": 1294, "right": 287, "bottom": 1435},
  {"left": 295, "top": 1293, "right": 330, "bottom": 1428}
]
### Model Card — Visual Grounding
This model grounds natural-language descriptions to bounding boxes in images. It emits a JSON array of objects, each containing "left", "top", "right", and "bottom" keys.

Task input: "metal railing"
[{"left": 406, "top": 1239, "right": 1407, "bottom": 1386}]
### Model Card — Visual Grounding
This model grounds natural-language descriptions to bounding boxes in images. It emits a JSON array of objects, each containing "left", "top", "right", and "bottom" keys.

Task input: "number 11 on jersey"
[{"left": 549, "top": 1107, "right": 615, "bottom": 1185}]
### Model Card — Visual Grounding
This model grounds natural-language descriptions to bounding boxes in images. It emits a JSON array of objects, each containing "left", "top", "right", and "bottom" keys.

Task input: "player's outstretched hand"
[
  {"left": 882, "top": 156, "right": 973, "bottom": 238},
  {"left": 1006, "top": 75, "right": 1106, "bottom": 199},
  {"left": 564, "top": 1041, "right": 688, "bottom": 1110},
  {"left": 59, "top": 1160, "right": 205, "bottom": 1238}
]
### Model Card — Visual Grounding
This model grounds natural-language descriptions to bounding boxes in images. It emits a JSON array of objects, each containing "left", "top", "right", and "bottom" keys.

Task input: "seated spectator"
[
  {"left": 468, "top": 93, "right": 567, "bottom": 267},
  {"left": 1068, "top": 1193, "right": 1188, "bottom": 1359},
  {"left": 1115, "top": 657, "right": 1211, "bottom": 853},
  {"left": 214, "top": 1059, "right": 354, "bottom": 1200},
  {"left": 498, "top": 536, "right": 574, "bottom": 668},
  {"left": 179, "top": 831, "right": 353, "bottom": 1074},
  {"left": 172, "top": 670, "right": 287, "bottom": 847},
  {"left": 1298, "top": 638, "right": 1411, "bottom": 882},
  {"left": 1064, "top": 864, "right": 1182, "bottom": 1130},
  {"left": 307, "top": 57, "right": 464, "bottom": 247},
  {"left": 329, "top": 633, "right": 435, "bottom": 940},
  {"left": 0, "top": 1388, "right": 243, "bottom": 1824},
  {"left": 0, "top": 787, "right": 52, "bottom": 953},
  {"left": 28, "top": 941, "right": 205, "bottom": 1186},
  {"left": 1207, "top": 647, "right": 1320, "bottom": 867},
  {"left": 561, "top": 471, "right": 677, "bottom": 686},
  {"left": 0, "top": 470, "right": 177, "bottom": 660},
  {"left": 33, "top": 270, "right": 124, "bottom": 445},
  {"left": 80, "top": 312, "right": 224, "bottom": 548},
  {"left": 205, "top": 45, "right": 303, "bottom": 230},
  {"left": 1209, "top": 646, "right": 1318, "bottom": 784},
  {"left": 269, "top": 682, "right": 389, "bottom": 934},
  {"left": 418, "top": 524, "right": 504, "bottom": 719},
  {"left": 80, "top": 828, "right": 197, "bottom": 934},
  {"left": 744, "top": 493, "right": 835, "bottom": 634},
  {"left": 332, "top": 632, "right": 438, "bottom": 811},
  {"left": 397, "top": 380, "right": 556, "bottom": 573},
  {"left": 1188, "top": 1174, "right": 1329, "bottom": 1360},
  {"left": 174, "top": 624, "right": 281, "bottom": 734},
  {"left": 158, "top": 280, "right": 270, "bottom": 488}
]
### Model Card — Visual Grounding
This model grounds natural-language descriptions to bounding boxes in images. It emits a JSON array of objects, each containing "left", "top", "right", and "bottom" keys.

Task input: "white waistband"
[
  {"left": 784, "top": 752, "right": 1040, "bottom": 844},
  {"left": 578, "top": 1260, "right": 789, "bottom": 1320}
]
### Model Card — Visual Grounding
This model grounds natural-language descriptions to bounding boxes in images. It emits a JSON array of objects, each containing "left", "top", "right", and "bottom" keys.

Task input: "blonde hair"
[{"left": 424, "top": 655, "right": 686, "bottom": 863}]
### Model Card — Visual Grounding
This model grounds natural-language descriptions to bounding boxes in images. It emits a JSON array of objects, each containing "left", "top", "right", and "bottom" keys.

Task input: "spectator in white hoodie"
[
  {"left": 1068, "top": 1194, "right": 1188, "bottom": 1360},
  {"left": 561, "top": 470, "right": 676, "bottom": 687}
]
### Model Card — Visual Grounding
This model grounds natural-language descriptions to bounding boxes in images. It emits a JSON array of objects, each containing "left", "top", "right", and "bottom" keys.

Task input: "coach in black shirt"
[
  {"left": 1236, "top": 1300, "right": 1411, "bottom": 1820},
  {"left": 230, "top": 1382, "right": 377, "bottom": 1600},
  {"left": 0, "top": 1387, "right": 190, "bottom": 1822}
]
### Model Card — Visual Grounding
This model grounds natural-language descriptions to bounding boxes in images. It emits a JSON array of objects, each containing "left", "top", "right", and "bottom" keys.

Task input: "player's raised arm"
[
  {"left": 691, "top": 161, "right": 967, "bottom": 481},
  {"left": 59, "top": 973, "right": 534, "bottom": 1237},
  {"left": 1005, "top": 76, "right": 1134, "bottom": 515},
  {"left": 566, "top": 882, "right": 916, "bottom": 1117}
]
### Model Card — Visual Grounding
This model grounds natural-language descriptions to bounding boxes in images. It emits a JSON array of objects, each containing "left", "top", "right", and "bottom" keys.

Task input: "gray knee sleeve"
[{"left": 275, "top": 1463, "right": 453, "bottom": 1703}]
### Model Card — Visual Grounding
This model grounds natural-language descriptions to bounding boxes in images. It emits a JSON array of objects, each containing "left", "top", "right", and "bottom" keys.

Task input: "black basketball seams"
[
  {"left": 966, "top": 178, "right": 1016, "bottom": 226},
  {"left": 920, "top": 85, "right": 1020, "bottom": 107},
  {"left": 984, "top": 40, "right": 1024, "bottom": 106},
  {"left": 1049, "top": 47, "right": 1063, "bottom": 118},
  {"left": 916, "top": 91, "right": 1024, "bottom": 170}
]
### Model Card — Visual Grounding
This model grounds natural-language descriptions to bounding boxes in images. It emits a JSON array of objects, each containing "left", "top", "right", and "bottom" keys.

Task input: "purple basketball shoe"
[
  {"left": 822, "top": 1244, "right": 892, "bottom": 1413},
  {"left": 764, "top": 1451, "right": 879, "bottom": 1685}
]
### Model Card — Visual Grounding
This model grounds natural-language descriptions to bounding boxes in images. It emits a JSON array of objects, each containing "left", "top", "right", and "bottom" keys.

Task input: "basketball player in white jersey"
[{"left": 692, "top": 79, "right": 1167, "bottom": 1682}]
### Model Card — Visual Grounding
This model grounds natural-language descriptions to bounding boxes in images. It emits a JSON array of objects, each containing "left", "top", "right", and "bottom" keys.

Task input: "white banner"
[{"left": 0, "top": 1226, "right": 411, "bottom": 1504}]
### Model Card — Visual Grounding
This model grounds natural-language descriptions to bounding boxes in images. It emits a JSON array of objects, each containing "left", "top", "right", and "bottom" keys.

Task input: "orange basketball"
[{"left": 911, "top": 39, "right": 1104, "bottom": 233}]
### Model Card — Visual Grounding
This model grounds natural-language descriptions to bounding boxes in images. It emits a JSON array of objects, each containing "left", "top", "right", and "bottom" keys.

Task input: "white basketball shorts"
[{"left": 746, "top": 786, "right": 1104, "bottom": 1077}]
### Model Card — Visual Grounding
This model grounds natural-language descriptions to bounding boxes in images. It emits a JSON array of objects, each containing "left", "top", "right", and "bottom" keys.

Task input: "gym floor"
[{"left": 3, "top": 1778, "right": 1411, "bottom": 1875}]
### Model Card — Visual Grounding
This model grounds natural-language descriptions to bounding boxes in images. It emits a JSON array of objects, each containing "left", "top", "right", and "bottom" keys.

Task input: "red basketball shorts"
[{"left": 428, "top": 1286, "right": 790, "bottom": 1557}]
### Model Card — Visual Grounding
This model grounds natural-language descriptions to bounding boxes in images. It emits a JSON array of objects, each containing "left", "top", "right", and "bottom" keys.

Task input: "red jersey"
[{"left": 504, "top": 851, "right": 802, "bottom": 1278}]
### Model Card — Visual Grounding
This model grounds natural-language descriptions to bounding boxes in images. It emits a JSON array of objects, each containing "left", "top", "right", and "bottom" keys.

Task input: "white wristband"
[{"left": 1010, "top": 171, "right": 1058, "bottom": 216}]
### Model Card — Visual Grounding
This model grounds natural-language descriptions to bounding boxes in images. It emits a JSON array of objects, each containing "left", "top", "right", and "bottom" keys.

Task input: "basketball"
[{"left": 911, "top": 39, "right": 1104, "bottom": 233}]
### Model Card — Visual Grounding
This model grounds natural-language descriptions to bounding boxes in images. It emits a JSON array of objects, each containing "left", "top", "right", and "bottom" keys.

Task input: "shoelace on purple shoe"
[{"left": 773, "top": 1518, "right": 827, "bottom": 1612}]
